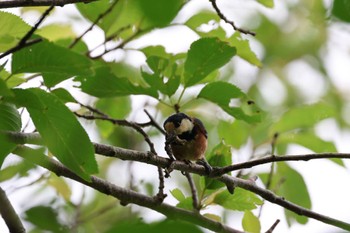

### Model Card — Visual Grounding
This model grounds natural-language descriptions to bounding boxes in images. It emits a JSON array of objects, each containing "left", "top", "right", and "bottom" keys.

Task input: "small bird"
[{"left": 163, "top": 112, "right": 212, "bottom": 173}]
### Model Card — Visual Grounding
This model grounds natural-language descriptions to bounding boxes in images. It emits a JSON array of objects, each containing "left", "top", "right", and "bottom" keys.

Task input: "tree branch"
[
  {"left": 5, "top": 131, "right": 350, "bottom": 232},
  {"left": 0, "top": 4, "right": 54, "bottom": 60},
  {"left": 69, "top": 0, "right": 119, "bottom": 48},
  {"left": 0, "top": 0, "right": 96, "bottom": 9},
  {"left": 208, "top": 0, "right": 256, "bottom": 36},
  {"left": 0, "top": 186, "right": 25, "bottom": 233},
  {"left": 212, "top": 153, "right": 350, "bottom": 176},
  {"left": 13, "top": 145, "right": 243, "bottom": 233}
]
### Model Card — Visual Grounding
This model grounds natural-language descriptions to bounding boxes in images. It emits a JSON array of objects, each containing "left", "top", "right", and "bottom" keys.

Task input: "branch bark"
[
  {"left": 13, "top": 145, "right": 243, "bottom": 233},
  {"left": 5, "top": 131, "right": 350, "bottom": 232},
  {"left": 0, "top": 186, "right": 25, "bottom": 233},
  {"left": 0, "top": 0, "right": 96, "bottom": 9}
]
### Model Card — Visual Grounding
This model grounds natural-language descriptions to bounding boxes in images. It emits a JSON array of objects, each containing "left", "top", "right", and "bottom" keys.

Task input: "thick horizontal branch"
[
  {"left": 5, "top": 131, "right": 350, "bottom": 231},
  {"left": 13, "top": 146, "right": 242, "bottom": 233},
  {"left": 0, "top": 0, "right": 96, "bottom": 8}
]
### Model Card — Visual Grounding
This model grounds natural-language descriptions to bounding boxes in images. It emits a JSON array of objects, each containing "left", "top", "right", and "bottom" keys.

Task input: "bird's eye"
[{"left": 174, "top": 121, "right": 181, "bottom": 127}]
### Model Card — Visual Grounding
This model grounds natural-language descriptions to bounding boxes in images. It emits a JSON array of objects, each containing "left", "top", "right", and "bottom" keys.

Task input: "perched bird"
[{"left": 163, "top": 112, "right": 211, "bottom": 173}]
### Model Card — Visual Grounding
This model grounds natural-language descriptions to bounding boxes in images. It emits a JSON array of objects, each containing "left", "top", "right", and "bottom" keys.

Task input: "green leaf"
[
  {"left": 36, "top": 24, "right": 75, "bottom": 41},
  {"left": 278, "top": 131, "right": 336, "bottom": 153},
  {"left": 25, "top": 206, "right": 67, "bottom": 233},
  {"left": 218, "top": 120, "right": 250, "bottom": 148},
  {"left": 12, "top": 40, "right": 93, "bottom": 76},
  {"left": 0, "top": 160, "right": 35, "bottom": 182},
  {"left": 76, "top": 66, "right": 158, "bottom": 98},
  {"left": 198, "top": 81, "right": 262, "bottom": 123},
  {"left": 214, "top": 188, "right": 263, "bottom": 211},
  {"left": 142, "top": 56, "right": 181, "bottom": 96},
  {"left": 0, "top": 79, "right": 13, "bottom": 97},
  {"left": 270, "top": 103, "right": 335, "bottom": 134},
  {"left": 185, "top": 11, "right": 220, "bottom": 31},
  {"left": 278, "top": 131, "right": 343, "bottom": 166},
  {"left": 0, "top": 68, "right": 25, "bottom": 88},
  {"left": 136, "top": 0, "right": 186, "bottom": 29},
  {"left": 95, "top": 96, "right": 131, "bottom": 138},
  {"left": 51, "top": 88, "right": 77, "bottom": 103},
  {"left": 170, "top": 188, "right": 186, "bottom": 202},
  {"left": 184, "top": 38, "right": 236, "bottom": 87},
  {"left": 242, "top": 211, "right": 261, "bottom": 233},
  {"left": 257, "top": 0, "right": 274, "bottom": 8},
  {"left": 42, "top": 73, "right": 72, "bottom": 88},
  {"left": 0, "top": 103, "right": 21, "bottom": 167},
  {"left": 12, "top": 88, "right": 98, "bottom": 180},
  {"left": 204, "top": 142, "right": 232, "bottom": 190},
  {"left": 48, "top": 174, "right": 72, "bottom": 202},
  {"left": 0, "top": 11, "right": 31, "bottom": 52},
  {"left": 229, "top": 32, "right": 262, "bottom": 67},
  {"left": 332, "top": 0, "right": 350, "bottom": 22},
  {"left": 276, "top": 163, "right": 311, "bottom": 225}
]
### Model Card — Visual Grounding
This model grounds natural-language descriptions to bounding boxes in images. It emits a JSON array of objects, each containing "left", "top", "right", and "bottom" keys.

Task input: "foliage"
[{"left": 1, "top": 0, "right": 350, "bottom": 232}]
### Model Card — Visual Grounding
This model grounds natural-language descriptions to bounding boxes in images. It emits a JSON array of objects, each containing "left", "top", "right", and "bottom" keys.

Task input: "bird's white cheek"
[{"left": 176, "top": 118, "right": 194, "bottom": 134}]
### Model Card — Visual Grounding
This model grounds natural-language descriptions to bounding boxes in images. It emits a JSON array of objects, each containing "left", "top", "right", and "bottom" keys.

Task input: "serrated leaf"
[
  {"left": 242, "top": 211, "right": 261, "bottom": 233},
  {"left": 184, "top": 38, "right": 236, "bottom": 87},
  {"left": 214, "top": 188, "right": 263, "bottom": 211},
  {"left": 0, "top": 11, "right": 31, "bottom": 52},
  {"left": 276, "top": 163, "right": 311, "bottom": 225},
  {"left": 12, "top": 88, "right": 98, "bottom": 180},
  {"left": 76, "top": 66, "right": 158, "bottom": 98},
  {"left": 270, "top": 103, "right": 335, "bottom": 134},
  {"left": 198, "top": 81, "right": 262, "bottom": 123},
  {"left": 142, "top": 56, "right": 181, "bottom": 96},
  {"left": 170, "top": 188, "right": 186, "bottom": 202},
  {"left": 332, "top": 0, "right": 350, "bottom": 22},
  {"left": 0, "top": 103, "right": 21, "bottom": 167},
  {"left": 12, "top": 40, "right": 93, "bottom": 76}
]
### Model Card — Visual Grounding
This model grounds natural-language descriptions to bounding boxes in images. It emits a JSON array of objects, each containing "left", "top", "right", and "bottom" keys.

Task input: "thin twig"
[
  {"left": 183, "top": 171, "right": 200, "bottom": 210},
  {"left": 265, "top": 219, "right": 280, "bottom": 233},
  {"left": 75, "top": 107, "right": 167, "bottom": 202},
  {"left": 0, "top": 39, "right": 42, "bottom": 60},
  {"left": 90, "top": 30, "right": 142, "bottom": 59},
  {"left": 144, "top": 109, "right": 166, "bottom": 135},
  {"left": 209, "top": 0, "right": 256, "bottom": 36},
  {"left": 0, "top": 186, "right": 25, "bottom": 233},
  {"left": 69, "top": 0, "right": 120, "bottom": 48},
  {"left": 0, "top": 0, "right": 96, "bottom": 8},
  {"left": 0, "top": 4, "right": 54, "bottom": 59},
  {"left": 19, "top": 5, "right": 55, "bottom": 46}
]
